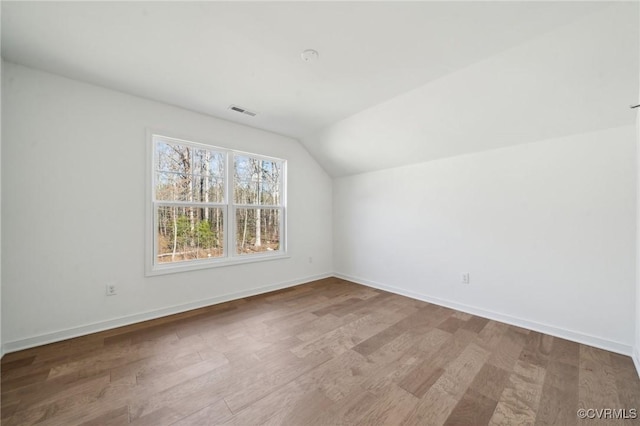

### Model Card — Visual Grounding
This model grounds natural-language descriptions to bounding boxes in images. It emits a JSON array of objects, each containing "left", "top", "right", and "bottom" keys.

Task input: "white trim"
[
  {"left": 4, "top": 271, "right": 634, "bottom": 358},
  {"left": 633, "top": 346, "right": 640, "bottom": 379},
  {"left": 1, "top": 272, "right": 332, "bottom": 355},
  {"left": 147, "top": 253, "right": 291, "bottom": 277},
  {"left": 146, "top": 131, "right": 288, "bottom": 276},
  {"left": 145, "top": 129, "right": 155, "bottom": 277},
  {"left": 335, "top": 272, "right": 634, "bottom": 357}
]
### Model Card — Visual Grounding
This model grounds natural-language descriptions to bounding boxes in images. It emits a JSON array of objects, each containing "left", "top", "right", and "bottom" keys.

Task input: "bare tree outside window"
[
  {"left": 151, "top": 135, "right": 285, "bottom": 272},
  {"left": 234, "top": 155, "right": 282, "bottom": 255},
  {"left": 155, "top": 142, "right": 226, "bottom": 263}
]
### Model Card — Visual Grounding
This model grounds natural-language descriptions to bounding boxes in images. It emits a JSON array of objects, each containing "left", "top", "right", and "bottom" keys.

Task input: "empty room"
[{"left": 1, "top": 1, "right": 640, "bottom": 425}]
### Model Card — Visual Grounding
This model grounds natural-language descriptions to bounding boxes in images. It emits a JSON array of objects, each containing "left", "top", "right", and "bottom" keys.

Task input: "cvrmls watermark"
[{"left": 577, "top": 408, "right": 637, "bottom": 420}]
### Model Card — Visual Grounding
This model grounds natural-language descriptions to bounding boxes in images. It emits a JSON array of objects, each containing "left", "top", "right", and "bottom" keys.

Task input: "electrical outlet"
[
  {"left": 106, "top": 284, "right": 117, "bottom": 296},
  {"left": 461, "top": 273, "right": 470, "bottom": 284},
  {"left": 308, "top": 257, "right": 313, "bottom": 264}
]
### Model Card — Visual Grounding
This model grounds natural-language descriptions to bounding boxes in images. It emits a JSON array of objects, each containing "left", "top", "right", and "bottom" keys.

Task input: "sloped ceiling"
[
  {"left": 306, "top": 3, "right": 640, "bottom": 176},
  {"left": 2, "top": 2, "right": 638, "bottom": 176}
]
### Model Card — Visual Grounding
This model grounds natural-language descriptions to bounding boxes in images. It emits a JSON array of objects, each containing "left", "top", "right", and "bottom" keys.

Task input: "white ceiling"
[
  {"left": 2, "top": 1, "right": 637, "bottom": 176},
  {"left": 306, "top": 2, "right": 639, "bottom": 176}
]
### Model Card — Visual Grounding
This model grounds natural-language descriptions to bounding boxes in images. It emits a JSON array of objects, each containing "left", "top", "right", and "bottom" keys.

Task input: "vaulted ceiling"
[{"left": 2, "top": 2, "right": 638, "bottom": 176}]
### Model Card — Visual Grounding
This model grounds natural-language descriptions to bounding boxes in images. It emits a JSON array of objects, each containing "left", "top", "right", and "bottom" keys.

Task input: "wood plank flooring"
[{"left": 2, "top": 277, "right": 639, "bottom": 425}]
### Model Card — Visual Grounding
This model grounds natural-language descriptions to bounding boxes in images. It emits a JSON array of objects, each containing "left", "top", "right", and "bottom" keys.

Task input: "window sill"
[{"left": 145, "top": 253, "right": 290, "bottom": 277}]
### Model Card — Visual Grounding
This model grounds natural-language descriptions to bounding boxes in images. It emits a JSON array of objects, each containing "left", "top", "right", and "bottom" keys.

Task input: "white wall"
[
  {"left": 636, "top": 107, "right": 640, "bottom": 370},
  {"left": 1, "top": 62, "right": 333, "bottom": 351},
  {"left": 334, "top": 125, "right": 637, "bottom": 354},
  {"left": 636, "top": 27, "right": 640, "bottom": 370},
  {"left": 0, "top": 58, "right": 3, "bottom": 358},
  {"left": 0, "top": 0, "right": 4, "bottom": 359}
]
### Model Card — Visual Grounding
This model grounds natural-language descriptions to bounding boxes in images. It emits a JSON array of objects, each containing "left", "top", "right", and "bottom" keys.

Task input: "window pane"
[
  {"left": 235, "top": 208, "right": 280, "bottom": 255},
  {"left": 156, "top": 141, "right": 192, "bottom": 175},
  {"left": 234, "top": 155, "right": 282, "bottom": 205},
  {"left": 193, "top": 149, "right": 225, "bottom": 178},
  {"left": 260, "top": 159, "right": 282, "bottom": 205},
  {"left": 157, "top": 206, "right": 224, "bottom": 263},
  {"left": 192, "top": 174, "right": 224, "bottom": 203},
  {"left": 155, "top": 172, "right": 193, "bottom": 201}
]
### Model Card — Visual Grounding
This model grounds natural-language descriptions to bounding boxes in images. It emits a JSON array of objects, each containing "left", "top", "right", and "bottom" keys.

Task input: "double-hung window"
[{"left": 148, "top": 134, "right": 286, "bottom": 275}]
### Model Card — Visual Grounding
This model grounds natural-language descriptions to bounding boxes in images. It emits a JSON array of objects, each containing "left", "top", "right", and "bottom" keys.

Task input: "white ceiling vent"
[{"left": 229, "top": 105, "right": 258, "bottom": 117}]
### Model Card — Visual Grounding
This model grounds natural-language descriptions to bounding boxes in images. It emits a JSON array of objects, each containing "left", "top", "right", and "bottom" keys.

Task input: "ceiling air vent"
[{"left": 229, "top": 105, "right": 258, "bottom": 117}]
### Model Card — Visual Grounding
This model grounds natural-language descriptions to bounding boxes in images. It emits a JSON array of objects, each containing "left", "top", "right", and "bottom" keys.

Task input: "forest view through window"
[{"left": 151, "top": 134, "right": 286, "bottom": 272}]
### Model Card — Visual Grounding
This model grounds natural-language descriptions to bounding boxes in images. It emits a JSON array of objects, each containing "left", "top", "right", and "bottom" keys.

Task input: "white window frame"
[{"left": 145, "top": 132, "right": 288, "bottom": 276}]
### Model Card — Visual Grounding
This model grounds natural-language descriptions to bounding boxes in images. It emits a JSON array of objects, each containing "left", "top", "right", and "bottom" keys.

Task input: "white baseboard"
[
  {"left": 2, "top": 272, "right": 332, "bottom": 355},
  {"left": 335, "top": 272, "right": 633, "bottom": 357},
  {"left": 633, "top": 346, "right": 640, "bottom": 378},
  {"left": 3, "top": 271, "right": 634, "bottom": 359}
]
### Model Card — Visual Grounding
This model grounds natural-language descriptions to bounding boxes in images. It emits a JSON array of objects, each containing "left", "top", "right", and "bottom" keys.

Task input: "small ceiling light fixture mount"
[{"left": 301, "top": 49, "right": 319, "bottom": 63}]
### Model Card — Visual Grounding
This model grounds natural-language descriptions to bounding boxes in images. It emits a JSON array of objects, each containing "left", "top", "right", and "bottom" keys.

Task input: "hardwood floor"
[{"left": 2, "top": 277, "right": 639, "bottom": 425}]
